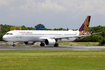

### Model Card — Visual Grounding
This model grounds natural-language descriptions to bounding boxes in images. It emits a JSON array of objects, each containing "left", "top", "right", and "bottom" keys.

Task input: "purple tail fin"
[{"left": 79, "top": 16, "right": 91, "bottom": 32}]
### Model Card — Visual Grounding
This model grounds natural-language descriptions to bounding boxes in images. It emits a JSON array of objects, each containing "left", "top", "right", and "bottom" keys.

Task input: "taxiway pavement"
[{"left": 0, "top": 46, "right": 105, "bottom": 50}]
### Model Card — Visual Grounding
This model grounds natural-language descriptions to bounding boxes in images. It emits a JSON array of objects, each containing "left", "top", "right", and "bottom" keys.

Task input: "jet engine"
[
  {"left": 45, "top": 39, "right": 56, "bottom": 45},
  {"left": 24, "top": 41, "right": 35, "bottom": 45}
]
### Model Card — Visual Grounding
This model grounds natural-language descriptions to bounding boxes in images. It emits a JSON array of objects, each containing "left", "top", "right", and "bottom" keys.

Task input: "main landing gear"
[
  {"left": 40, "top": 42, "right": 45, "bottom": 47},
  {"left": 40, "top": 42, "right": 59, "bottom": 47},
  {"left": 54, "top": 43, "right": 59, "bottom": 47}
]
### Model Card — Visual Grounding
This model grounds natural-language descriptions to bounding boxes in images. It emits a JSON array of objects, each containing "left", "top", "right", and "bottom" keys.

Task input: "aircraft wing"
[
  {"left": 39, "top": 35, "right": 80, "bottom": 40},
  {"left": 39, "top": 35, "right": 91, "bottom": 40},
  {"left": 55, "top": 35, "right": 91, "bottom": 39},
  {"left": 54, "top": 36, "right": 79, "bottom": 39}
]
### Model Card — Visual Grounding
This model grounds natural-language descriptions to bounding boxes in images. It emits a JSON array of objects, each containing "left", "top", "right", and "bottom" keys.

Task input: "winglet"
[{"left": 79, "top": 16, "right": 91, "bottom": 32}]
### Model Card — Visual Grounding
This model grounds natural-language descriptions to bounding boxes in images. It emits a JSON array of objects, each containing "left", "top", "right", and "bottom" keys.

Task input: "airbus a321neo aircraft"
[{"left": 3, "top": 16, "right": 92, "bottom": 47}]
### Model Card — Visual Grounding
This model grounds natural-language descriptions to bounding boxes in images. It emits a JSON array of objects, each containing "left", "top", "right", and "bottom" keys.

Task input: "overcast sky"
[{"left": 0, "top": 0, "right": 105, "bottom": 29}]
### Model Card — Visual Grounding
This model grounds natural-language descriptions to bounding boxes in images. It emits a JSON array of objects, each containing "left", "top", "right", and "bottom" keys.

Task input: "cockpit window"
[{"left": 6, "top": 33, "right": 13, "bottom": 35}]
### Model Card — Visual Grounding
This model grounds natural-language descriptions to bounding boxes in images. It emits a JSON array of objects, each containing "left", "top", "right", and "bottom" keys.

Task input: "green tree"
[
  {"left": 99, "top": 38, "right": 105, "bottom": 46},
  {"left": 0, "top": 33, "right": 6, "bottom": 41},
  {"left": 100, "top": 28, "right": 105, "bottom": 37},
  {"left": 89, "top": 25, "right": 105, "bottom": 33},
  {"left": 21, "top": 25, "right": 28, "bottom": 30}
]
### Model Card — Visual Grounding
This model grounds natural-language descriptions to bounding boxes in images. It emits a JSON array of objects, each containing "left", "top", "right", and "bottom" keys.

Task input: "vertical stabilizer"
[{"left": 79, "top": 16, "right": 91, "bottom": 32}]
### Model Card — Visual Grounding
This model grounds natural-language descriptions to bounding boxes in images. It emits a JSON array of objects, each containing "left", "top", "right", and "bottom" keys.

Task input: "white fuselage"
[{"left": 3, "top": 30, "right": 79, "bottom": 42}]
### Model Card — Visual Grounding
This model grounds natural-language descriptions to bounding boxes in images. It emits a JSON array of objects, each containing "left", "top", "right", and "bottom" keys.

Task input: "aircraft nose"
[{"left": 3, "top": 35, "right": 7, "bottom": 41}]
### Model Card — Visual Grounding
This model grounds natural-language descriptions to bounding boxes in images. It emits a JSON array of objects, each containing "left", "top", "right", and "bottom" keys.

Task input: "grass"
[
  {"left": 59, "top": 42, "right": 99, "bottom": 46},
  {"left": 0, "top": 50, "right": 105, "bottom": 70}
]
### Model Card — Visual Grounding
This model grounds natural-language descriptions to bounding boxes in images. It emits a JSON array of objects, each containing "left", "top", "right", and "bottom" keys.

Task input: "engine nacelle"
[
  {"left": 45, "top": 39, "right": 56, "bottom": 45},
  {"left": 24, "top": 41, "right": 35, "bottom": 45}
]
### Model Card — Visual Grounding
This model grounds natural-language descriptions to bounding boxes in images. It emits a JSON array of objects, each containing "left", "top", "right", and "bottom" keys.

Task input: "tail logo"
[{"left": 79, "top": 16, "right": 91, "bottom": 35}]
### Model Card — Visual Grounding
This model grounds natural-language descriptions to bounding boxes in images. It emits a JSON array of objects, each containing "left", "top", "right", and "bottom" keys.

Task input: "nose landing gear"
[{"left": 12, "top": 42, "right": 16, "bottom": 47}]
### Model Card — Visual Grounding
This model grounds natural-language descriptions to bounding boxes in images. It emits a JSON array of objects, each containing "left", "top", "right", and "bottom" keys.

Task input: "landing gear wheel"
[
  {"left": 40, "top": 42, "right": 45, "bottom": 47},
  {"left": 54, "top": 43, "right": 59, "bottom": 47},
  {"left": 12, "top": 42, "right": 15, "bottom": 47},
  {"left": 13, "top": 44, "right": 15, "bottom": 47}
]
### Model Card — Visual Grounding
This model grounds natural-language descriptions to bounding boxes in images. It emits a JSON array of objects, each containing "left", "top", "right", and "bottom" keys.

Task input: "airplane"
[{"left": 3, "top": 16, "right": 91, "bottom": 47}]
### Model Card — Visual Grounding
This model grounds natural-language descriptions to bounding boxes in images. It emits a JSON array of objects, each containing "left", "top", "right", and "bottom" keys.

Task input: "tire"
[
  {"left": 13, "top": 44, "right": 15, "bottom": 47},
  {"left": 54, "top": 43, "right": 59, "bottom": 47},
  {"left": 40, "top": 42, "right": 45, "bottom": 47}
]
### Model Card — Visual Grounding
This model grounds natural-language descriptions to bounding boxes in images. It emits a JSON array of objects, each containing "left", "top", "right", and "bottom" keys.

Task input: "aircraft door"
[{"left": 16, "top": 33, "right": 22, "bottom": 41}]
